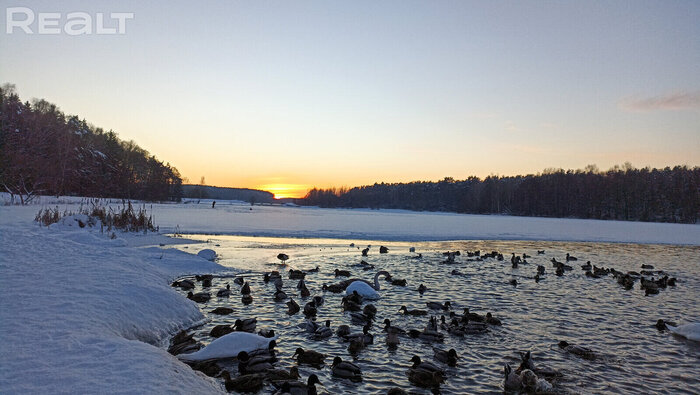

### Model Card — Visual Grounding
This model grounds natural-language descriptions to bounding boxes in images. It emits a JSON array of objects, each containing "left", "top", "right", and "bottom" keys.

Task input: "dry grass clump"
[{"left": 35, "top": 199, "right": 157, "bottom": 233}]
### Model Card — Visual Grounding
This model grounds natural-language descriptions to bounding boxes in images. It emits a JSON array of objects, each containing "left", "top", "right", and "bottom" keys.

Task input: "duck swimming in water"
[
  {"left": 426, "top": 301, "right": 451, "bottom": 311},
  {"left": 216, "top": 284, "right": 231, "bottom": 297},
  {"left": 331, "top": 356, "right": 362, "bottom": 381},
  {"left": 558, "top": 340, "right": 596, "bottom": 360},
  {"left": 399, "top": 306, "right": 428, "bottom": 316},
  {"left": 277, "top": 374, "right": 321, "bottom": 395},
  {"left": 293, "top": 348, "right": 325, "bottom": 366},
  {"left": 287, "top": 298, "right": 300, "bottom": 315},
  {"left": 433, "top": 348, "right": 458, "bottom": 366}
]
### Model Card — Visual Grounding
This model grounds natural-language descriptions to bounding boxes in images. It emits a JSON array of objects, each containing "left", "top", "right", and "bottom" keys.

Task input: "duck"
[
  {"left": 433, "top": 348, "right": 458, "bottom": 366},
  {"left": 287, "top": 298, "right": 300, "bottom": 315},
  {"left": 293, "top": 347, "right": 325, "bottom": 366},
  {"left": 503, "top": 364, "right": 522, "bottom": 392},
  {"left": 334, "top": 269, "right": 351, "bottom": 277},
  {"left": 399, "top": 306, "right": 428, "bottom": 316},
  {"left": 289, "top": 269, "right": 306, "bottom": 280},
  {"left": 240, "top": 281, "right": 251, "bottom": 295},
  {"left": 558, "top": 340, "right": 596, "bottom": 360},
  {"left": 537, "top": 250, "right": 545, "bottom": 254},
  {"left": 566, "top": 253, "right": 578, "bottom": 261},
  {"left": 237, "top": 351, "right": 274, "bottom": 374},
  {"left": 277, "top": 253, "right": 289, "bottom": 264},
  {"left": 383, "top": 319, "right": 406, "bottom": 335},
  {"left": 665, "top": 322, "right": 700, "bottom": 341},
  {"left": 386, "top": 331, "right": 400, "bottom": 348},
  {"left": 242, "top": 294, "right": 253, "bottom": 304},
  {"left": 186, "top": 291, "right": 210, "bottom": 303},
  {"left": 298, "top": 319, "right": 320, "bottom": 333},
  {"left": 418, "top": 284, "right": 428, "bottom": 294},
  {"left": 234, "top": 276, "right": 245, "bottom": 285},
  {"left": 408, "top": 329, "right": 444, "bottom": 342},
  {"left": 265, "top": 366, "right": 300, "bottom": 382},
  {"left": 322, "top": 283, "right": 346, "bottom": 293},
  {"left": 307, "top": 266, "right": 320, "bottom": 273},
  {"left": 462, "top": 308, "right": 485, "bottom": 322},
  {"left": 303, "top": 301, "right": 317, "bottom": 317},
  {"left": 343, "top": 290, "right": 363, "bottom": 305},
  {"left": 221, "top": 371, "right": 265, "bottom": 393},
  {"left": 173, "top": 279, "right": 195, "bottom": 290},
  {"left": 426, "top": 301, "right": 451, "bottom": 311},
  {"left": 331, "top": 356, "right": 362, "bottom": 381},
  {"left": 347, "top": 337, "right": 365, "bottom": 354},
  {"left": 485, "top": 312, "right": 502, "bottom": 326},
  {"left": 210, "top": 307, "right": 233, "bottom": 315},
  {"left": 277, "top": 374, "right": 321, "bottom": 395},
  {"left": 179, "top": 332, "right": 278, "bottom": 362},
  {"left": 336, "top": 324, "right": 351, "bottom": 337},
  {"left": 522, "top": 369, "right": 553, "bottom": 392},
  {"left": 361, "top": 247, "right": 369, "bottom": 256},
  {"left": 407, "top": 368, "right": 444, "bottom": 389},
  {"left": 345, "top": 271, "right": 391, "bottom": 300},
  {"left": 581, "top": 261, "right": 592, "bottom": 271},
  {"left": 274, "top": 287, "right": 288, "bottom": 301},
  {"left": 258, "top": 329, "right": 276, "bottom": 338},
  {"left": 234, "top": 318, "right": 257, "bottom": 333},
  {"left": 363, "top": 304, "right": 377, "bottom": 318},
  {"left": 313, "top": 320, "right": 333, "bottom": 339},
  {"left": 342, "top": 299, "right": 361, "bottom": 312},
  {"left": 342, "top": 324, "right": 374, "bottom": 344},
  {"left": 517, "top": 351, "right": 559, "bottom": 378},
  {"left": 409, "top": 355, "right": 445, "bottom": 375},
  {"left": 216, "top": 284, "right": 231, "bottom": 297},
  {"left": 537, "top": 265, "right": 545, "bottom": 275}
]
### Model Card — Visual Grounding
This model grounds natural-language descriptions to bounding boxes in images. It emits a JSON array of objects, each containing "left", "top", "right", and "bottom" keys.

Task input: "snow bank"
[{"left": 0, "top": 207, "right": 230, "bottom": 394}]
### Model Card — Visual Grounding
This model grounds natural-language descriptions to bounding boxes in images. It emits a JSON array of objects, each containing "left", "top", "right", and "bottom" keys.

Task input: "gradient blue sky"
[{"left": 2, "top": 1, "right": 699, "bottom": 197}]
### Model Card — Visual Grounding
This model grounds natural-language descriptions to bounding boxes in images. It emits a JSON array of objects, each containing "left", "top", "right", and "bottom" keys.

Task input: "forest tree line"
[
  {"left": 0, "top": 84, "right": 183, "bottom": 203},
  {"left": 301, "top": 164, "right": 700, "bottom": 223}
]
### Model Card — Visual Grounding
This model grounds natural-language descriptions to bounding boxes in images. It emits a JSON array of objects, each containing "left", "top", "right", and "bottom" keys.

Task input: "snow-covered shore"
[{"left": 0, "top": 207, "right": 230, "bottom": 394}]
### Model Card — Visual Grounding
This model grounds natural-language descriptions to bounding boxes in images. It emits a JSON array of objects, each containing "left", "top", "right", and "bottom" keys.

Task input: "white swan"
[
  {"left": 667, "top": 323, "right": 700, "bottom": 341},
  {"left": 345, "top": 271, "right": 390, "bottom": 300},
  {"left": 178, "top": 331, "right": 278, "bottom": 362}
]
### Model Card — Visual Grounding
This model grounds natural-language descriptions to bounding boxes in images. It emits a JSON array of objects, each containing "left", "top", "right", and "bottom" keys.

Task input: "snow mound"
[
  {"left": 197, "top": 248, "right": 217, "bottom": 261},
  {"left": 0, "top": 208, "right": 229, "bottom": 393}
]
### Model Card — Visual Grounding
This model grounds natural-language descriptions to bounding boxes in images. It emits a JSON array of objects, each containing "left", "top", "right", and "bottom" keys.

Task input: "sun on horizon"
[{"left": 257, "top": 184, "right": 310, "bottom": 200}]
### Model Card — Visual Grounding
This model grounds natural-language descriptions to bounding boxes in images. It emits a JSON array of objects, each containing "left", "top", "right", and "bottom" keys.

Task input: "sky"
[{"left": 1, "top": 1, "right": 699, "bottom": 198}]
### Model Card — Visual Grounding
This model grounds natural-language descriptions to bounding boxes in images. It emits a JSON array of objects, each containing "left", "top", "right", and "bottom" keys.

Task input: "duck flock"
[{"left": 168, "top": 244, "right": 699, "bottom": 394}]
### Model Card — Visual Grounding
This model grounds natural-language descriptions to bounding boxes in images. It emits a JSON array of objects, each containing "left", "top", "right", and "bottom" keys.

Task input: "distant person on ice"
[{"left": 212, "top": 201, "right": 216, "bottom": 208}]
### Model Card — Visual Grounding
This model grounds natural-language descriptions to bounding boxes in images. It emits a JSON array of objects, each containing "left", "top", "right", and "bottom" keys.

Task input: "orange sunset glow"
[{"left": 257, "top": 184, "right": 312, "bottom": 199}]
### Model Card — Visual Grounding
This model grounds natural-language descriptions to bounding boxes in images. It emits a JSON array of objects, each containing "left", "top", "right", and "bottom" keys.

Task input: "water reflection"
[{"left": 172, "top": 236, "right": 700, "bottom": 394}]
